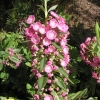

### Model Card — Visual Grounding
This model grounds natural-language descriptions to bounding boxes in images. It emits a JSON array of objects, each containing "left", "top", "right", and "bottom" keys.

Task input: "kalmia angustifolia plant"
[
  {"left": 24, "top": 0, "right": 72, "bottom": 99},
  {"left": 80, "top": 22, "right": 100, "bottom": 83}
]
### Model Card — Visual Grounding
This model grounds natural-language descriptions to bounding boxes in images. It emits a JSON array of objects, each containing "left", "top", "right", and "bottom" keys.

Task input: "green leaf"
[
  {"left": 26, "top": 83, "right": 32, "bottom": 90},
  {"left": 95, "top": 22, "right": 100, "bottom": 45},
  {"left": 0, "top": 64, "right": 3, "bottom": 71},
  {"left": 37, "top": 75, "right": 48, "bottom": 92},
  {"left": 52, "top": 42, "right": 62, "bottom": 50},
  {"left": 51, "top": 90, "right": 60, "bottom": 100},
  {"left": 0, "top": 72, "right": 6, "bottom": 78},
  {"left": 9, "top": 56, "right": 20, "bottom": 63},
  {"left": 67, "top": 88, "right": 88, "bottom": 100},
  {"left": 66, "top": 15, "right": 72, "bottom": 22},
  {"left": 48, "top": 5, "right": 58, "bottom": 13},
  {"left": 40, "top": 57, "right": 46, "bottom": 70},
  {"left": 56, "top": 76, "right": 66, "bottom": 90},
  {"left": 37, "top": 5, "right": 45, "bottom": 13},
  {"left": 25, "top": 62, "right": 31, "bottom": 67},
  {"left": 57, "top": 67, "right": 74, "bottom": 84}
]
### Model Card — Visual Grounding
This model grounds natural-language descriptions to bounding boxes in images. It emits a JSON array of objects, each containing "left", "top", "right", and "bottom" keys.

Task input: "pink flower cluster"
[
  {"left": 3, "top": 48, "right": 22, "bottom": 68},
  {"left": 25, "top": 11, "right": 70, "bottom": 99},
  {"left": 80, "top": 36, "right": 100, "bottom": 83}
]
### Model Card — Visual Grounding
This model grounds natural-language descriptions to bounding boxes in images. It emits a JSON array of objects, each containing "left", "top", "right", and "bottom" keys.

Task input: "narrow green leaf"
[
  {"left": 40, "top": 57, "right": 46, "bottom": 70},
  {"left": 37, "top": 5, "right": 45, "bottom": 12},
  {"left": 95, "top": 22, "right": 99, "bottom": 38},
  {"left": 48, "top": 5, "right": 58, "bottom": 13},
  {"left": 25, "top": 62, "right": 31, "bottom": 67},
  {"left": 9, "top": 56, "right": 20, "bottom": 63},
  {"left": 0, "top": 64, "right": 3, "bottom": 71},
  {"left": 95, "top": 22, "right": 100, "bottom": 44},
  {"left": 26, "top": 83, "right": 32, "bottom": 90},
  {"left": 56, "top": 76, "right": 66, "bottom": 90},
  {"left": 37, "top": 75, "right": 48, "bottom": 92},
  {"left": 67, "top": 88, "right": 88, "bottom": 100},
  {"left": 57, "top": 67, "right": 74, "bottom": 84},
  {"left": 52, "top": 42, "right": 62, "bottom": 50},
  {"left": 51, "top": 90, "right": 60, "bottom": 100}
]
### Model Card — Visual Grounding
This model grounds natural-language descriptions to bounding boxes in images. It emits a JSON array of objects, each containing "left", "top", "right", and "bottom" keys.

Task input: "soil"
[{"left": 63, "top": 0, "right": 100, "bottom": 29}]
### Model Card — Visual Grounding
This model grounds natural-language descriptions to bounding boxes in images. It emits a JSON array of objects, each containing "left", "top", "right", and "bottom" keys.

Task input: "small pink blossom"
[
  {"left": 53, "top": 65, "right": 58, "bottom": 70},
  {"left": 58, "top": 17, "right": 66, "bottom": 24},
  {"left": 48, "top": 87, "right": 53, "bottom": 91},
  {"left": 43, "top": 37, "right": 51, "bottom": 46},
  {"left": 48, "top": 45, "right": 56, "bottom": 53},
  {"left": 61, "top": 92, "right": 66, "bottom": 97},
  {"left": 39, "top": 25, "right": 46, "bottom": 34},
  {"left": 47, "top": 79, "right": 52, "bottom": 84},
  {"left": 58, "top": 23, "right": 69, "bottom": 33},
  {"left": 25, "top": 26, "right": 35, "bottom": 37},
  {"left": 31, "top": 34, "right": 40, "bottom": 44},
  {"left": 80, "top": 43, "right": 86, "bottom": 52},
  {"left": 47, "top": 60, "right": 52, "bottom": 65},
  {"left": 32, "top": 22, "right": 41, "bottom": 31},
  {"left": 50, "top": 11, "right": 59, "bottom": 19},
  {"left": 44, "top": 95, "right": 53, "bottom": 100},
  {"left": 44, "top": 64, "right": 53, "bottom": 73},
  {"left": 46, "top": 30, "right": 57, "bottom": 40},
  {"left": 44, "top": 49, "right": 49, "bottom": 54},
  {"left": 60, "top": 58, "right": 69, "bottom": 67},
  {"left": 60, "top": 39, "right": 67, "bottom": 47},
  {"left": 92, "top": 72, "right": 98, "bottom": 79},
  {"left": 26, "top": 15, "right": 35, "bottom": 24},
  {"left": 49, "top": 18, "right": 58, "bottom": 28},
  {"left": 34, "top": 94, "right": 39, "bottom": 100},
  {"left": 62, "top": 46, "right": 69, "bottom": 55},
  {"left": 85, "top": 37, "right": 91, "bottom": 45},
  {"left": 36, "top": 73, "right": 41, "bottom": 78},
  {"left": 48, "top": 73, "right": 53, "bottom": 78}
]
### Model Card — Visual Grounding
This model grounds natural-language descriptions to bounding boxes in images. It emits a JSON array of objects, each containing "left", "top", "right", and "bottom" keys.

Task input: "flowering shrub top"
[
  {"left": 80, "top": 36, "right": 100, "bottom": 83},
  {"left": 25, "top": 11, "right": 71, "bottom": 99}
]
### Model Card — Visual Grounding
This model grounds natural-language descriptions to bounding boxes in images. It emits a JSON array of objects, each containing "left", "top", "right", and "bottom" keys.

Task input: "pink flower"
[
  {"left": 85, "top": 37, "right": 91, "bottom": 45},
  {"left": 58, "top": 23, "right": 69, "bottom": 33},
  {"left": 32, "top": 22, "right": 41, "bottom": 31},
  {"left": 80, "top": 43, "right": 86, "bottom": 52},
  {"left": 58, "top": 17, "right": 66, "bottom": 24},
  {"left": 44, "top": 64, "right": 53, "bottom": 73},
  {"left": 47, "top": 79, "right": 52, "bottom": 84},
  {"left": 34, "top": 94, "right": 39, "bottom": 100},
  {"left": 43, "top": 37, "right": 51, "bottom": 46},
  {"left": 39, "top": 25, "right": 46, "bottom": 34},
  {"left": 31, "top": 34, "right": 40, "bottom": 44},
  {"left": 61, "top": 92, "right": 66, "bottom": 97},
  {"left": 62, "top": 46, "right": 69, "bottom": 55},
  {"left": 36, "top": 73, "right": 41, "bottom": 78},
  {"left": 49, "top": 18, "right": 58, "bottom": 28},
  {"left": 25, "top": 27, "right": 35, "bottom": 37},
  {"left": 47, "top": 60, "right": 52, "bottom": 65},
  {"left": 48, "top": 87, "right": 53, "bottom": 91},
  {"left": 44, "top": 95, "right": 53, "bottom": 100},
  {"left": 26, "top": 15, "right": 35, "bottom": 24},
  {"left": 60, "top": 58, "right": 69, "bottom": 67},
  {"left": 48, "top": 73, "right": 53, "bottom": 78},
  {"left": 46, "top": 30, "right": 57, "bottom": 40},
  {"left": 92, "top": 72, "right": 98, "bottom": 79},
  {"left": 48, "top": 45, "right": 56, "bottom": 53},
  {"left": 53, "top": 65, "right": 58, "bottom": 70},
  {"left": 60, "top": 39, "right": 67, "bottom": 47},
  {"left": 50, "top": 11, "right": 59, "bottom": 19},
  {"left": 44, "top": 49, "right": 49, "bottom": 54}
]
